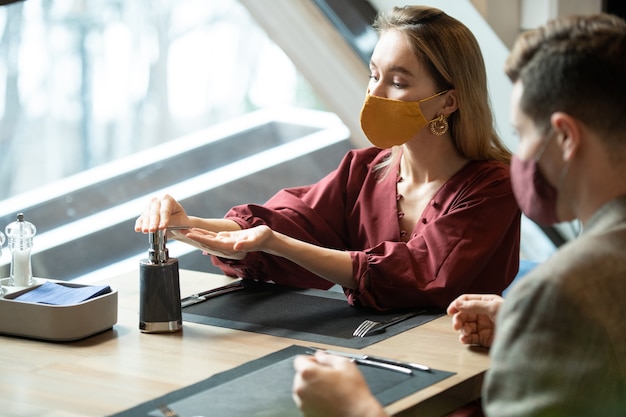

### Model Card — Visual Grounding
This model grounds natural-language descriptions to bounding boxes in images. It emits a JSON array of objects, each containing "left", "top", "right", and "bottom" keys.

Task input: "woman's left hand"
[{"left": 183, "top": 225, "right": 273, "bottom": 260}]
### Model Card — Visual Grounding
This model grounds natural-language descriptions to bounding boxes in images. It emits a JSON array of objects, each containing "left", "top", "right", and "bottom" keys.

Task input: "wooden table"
[{"left": 0, "top": 269, "right": 489, "bottom": 417}]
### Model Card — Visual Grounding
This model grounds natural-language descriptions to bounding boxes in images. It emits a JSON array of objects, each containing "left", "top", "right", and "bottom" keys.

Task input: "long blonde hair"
[{"left": 373, "top": 6, "right": 510, "bottom": 172}]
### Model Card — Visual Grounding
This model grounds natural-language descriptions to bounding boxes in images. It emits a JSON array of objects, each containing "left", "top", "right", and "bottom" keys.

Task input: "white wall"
[
  {"left": 521, "top": 0, "right": 602, "bottom": 30},
  {"left": 240, "top": 0, "right": 371, "bottom": 147},
  {"left": 472, "top": 0, "right": 520, "bottom": 48}
]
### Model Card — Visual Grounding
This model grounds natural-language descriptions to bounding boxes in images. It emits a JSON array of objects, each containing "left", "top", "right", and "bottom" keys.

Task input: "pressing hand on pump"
[
  {"left": 134, "top": 195, "right": 356, "bottom": 289},
  {"left": 134, "top": 194, "right": 244, "bottom": 247},
  {"left": 134, "top": 194, "right": 192, "bottom": 233}
]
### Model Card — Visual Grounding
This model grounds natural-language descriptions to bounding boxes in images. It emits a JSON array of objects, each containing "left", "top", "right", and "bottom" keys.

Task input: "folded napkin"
[{"left": 14, "top": 281, "right": 112, "bottom": 305}]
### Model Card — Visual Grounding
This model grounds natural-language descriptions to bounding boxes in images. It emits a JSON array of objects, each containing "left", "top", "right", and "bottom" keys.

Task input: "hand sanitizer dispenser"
[{"left": 139, "top": 230, "right": 182, "bottom": 333}]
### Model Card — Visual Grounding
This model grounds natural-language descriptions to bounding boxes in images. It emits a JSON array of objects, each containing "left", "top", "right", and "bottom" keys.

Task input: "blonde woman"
[{"left": 136, "top": 6, "right": 520, "bottom": 311}]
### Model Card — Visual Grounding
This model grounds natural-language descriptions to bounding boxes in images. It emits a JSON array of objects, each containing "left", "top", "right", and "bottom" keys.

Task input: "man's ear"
[{"left": 551, "top": 112, "right": 580, "bottom": 162}]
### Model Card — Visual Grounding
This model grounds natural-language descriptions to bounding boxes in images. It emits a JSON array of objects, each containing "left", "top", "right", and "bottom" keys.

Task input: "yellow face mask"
[{"left": 359, "top": 90, "right": 448, "bottom": 149}]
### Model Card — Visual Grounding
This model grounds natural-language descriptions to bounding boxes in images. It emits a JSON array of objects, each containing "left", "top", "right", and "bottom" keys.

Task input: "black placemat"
[
  {"left": 109, "top": 345, "right": 455, "bottom": 417},
  {"left": 182, "top": 280, "right": 443, "bottom": 348}
]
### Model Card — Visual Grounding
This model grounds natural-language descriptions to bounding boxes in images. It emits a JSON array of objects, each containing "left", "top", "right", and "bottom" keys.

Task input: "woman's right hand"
[{"left": 134, "top": 194, "right": 191, "bottom": 233}]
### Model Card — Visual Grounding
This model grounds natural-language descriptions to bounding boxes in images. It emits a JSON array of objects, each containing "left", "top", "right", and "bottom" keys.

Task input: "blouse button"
[
  {"left": 396, "top": 194, "right": 402, "bottom": 201},
  {"left": 398, "top": 211, "right": 405, "bottom": 219},
  {"left": 421, "top": 218, "right": 428, "bottom": 224},
  {"left": 431, "top": 200, "right": 438, "bottom": 207},
  {"left": 400, "top": 230, "right": 407, "bottom": 237}
]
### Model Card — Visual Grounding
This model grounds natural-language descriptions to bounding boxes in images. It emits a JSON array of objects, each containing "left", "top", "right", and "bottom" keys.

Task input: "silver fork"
[
  {"left": 352, "top": 310, "right": 426, "bottom": 337},
  {"left": 158, "top": 404, "right": 180, "bottom": 417}
]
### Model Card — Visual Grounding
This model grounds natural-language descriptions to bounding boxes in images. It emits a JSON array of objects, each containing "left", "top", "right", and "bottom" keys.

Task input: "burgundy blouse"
[{"left": 213, "top": 147, "right": 521, "bottom": 310}]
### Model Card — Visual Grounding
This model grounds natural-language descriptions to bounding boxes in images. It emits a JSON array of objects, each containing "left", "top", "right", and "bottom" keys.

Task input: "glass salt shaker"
[
  {"left": 0, "top": 230, "right": 5, "bottom": 293},
  {"left": 5, "top": 213, "right": 37, "bottom": 287}
]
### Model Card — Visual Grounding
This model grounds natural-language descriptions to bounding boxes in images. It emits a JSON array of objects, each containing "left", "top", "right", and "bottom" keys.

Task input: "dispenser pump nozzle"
[{"left": 148, "top": 230, "right": 169, "bottom": 264}]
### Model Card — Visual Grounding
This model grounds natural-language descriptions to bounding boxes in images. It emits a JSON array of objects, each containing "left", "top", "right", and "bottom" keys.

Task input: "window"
[
  {"left": 0, "top": 0, "right": 352, "bottom": 281},
  {"left": 0, "top": 0, "right": 325, "bottom": 200}
]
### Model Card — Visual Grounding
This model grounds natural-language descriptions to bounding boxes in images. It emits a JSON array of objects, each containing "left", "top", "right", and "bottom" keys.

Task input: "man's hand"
[
  {"left": 447, "top": 294, "right": 504, "bottom": 348},
  {"left": 292, "top": 352, "right": 387, "bottom": 417}
]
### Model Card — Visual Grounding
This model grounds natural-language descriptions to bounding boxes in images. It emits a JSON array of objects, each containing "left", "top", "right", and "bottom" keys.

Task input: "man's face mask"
[
  {"left": 510, "top": 134, "right": 562, "bottom": 225},
  {"left": 359, "top": 90, "right": 448, "bottom": 149}
]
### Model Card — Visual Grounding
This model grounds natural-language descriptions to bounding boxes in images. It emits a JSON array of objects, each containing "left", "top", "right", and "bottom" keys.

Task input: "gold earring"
[{"left": 430, "top": 114, "right": 448, "bottom": 136}]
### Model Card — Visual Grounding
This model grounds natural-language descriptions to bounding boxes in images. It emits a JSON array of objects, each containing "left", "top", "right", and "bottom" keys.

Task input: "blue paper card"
[{"left": 14, "top": 281, "right": 112, "bottom": 305}]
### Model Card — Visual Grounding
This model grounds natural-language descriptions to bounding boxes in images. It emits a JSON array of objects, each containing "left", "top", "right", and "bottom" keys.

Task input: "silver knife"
[
  {"left": 311, "top": 347, "right": 431, "bottom": 373},
  {"left": 181, "top": 280, "right": 245, "bottom": 308}
]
